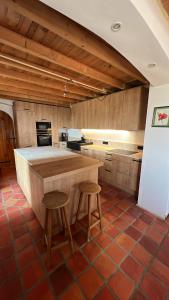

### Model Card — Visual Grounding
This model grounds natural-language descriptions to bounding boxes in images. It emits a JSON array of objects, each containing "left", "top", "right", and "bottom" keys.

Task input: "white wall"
[
  {"left": 0, "top": 98, "right": 14, "bottom": 120},
  {"left": 138, "top": 84, "right": 169, "bottom": 219}
]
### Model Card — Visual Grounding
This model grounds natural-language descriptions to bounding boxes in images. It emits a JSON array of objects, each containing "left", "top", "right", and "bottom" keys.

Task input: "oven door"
[{"left": 37, "top": 135, "right": 52, "bottom": 147}]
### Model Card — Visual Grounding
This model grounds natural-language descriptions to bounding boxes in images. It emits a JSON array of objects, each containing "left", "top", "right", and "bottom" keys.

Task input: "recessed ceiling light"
[
  {"left": 111, "top": 22, "right": 122, "bottom": 32},
  {"left": 147, "top": 63, "right": 157, "bottom": 68}
]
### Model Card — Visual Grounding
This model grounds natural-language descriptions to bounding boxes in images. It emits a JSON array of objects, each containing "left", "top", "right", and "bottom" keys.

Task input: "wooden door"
[{"left": 0, "top": 111, "right": 15, "bottom": 164}]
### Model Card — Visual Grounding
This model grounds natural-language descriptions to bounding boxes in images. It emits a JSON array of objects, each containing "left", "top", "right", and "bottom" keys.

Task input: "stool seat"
[
  {"left": 79, "top": 182, "right": 101, "bottom": 194},
  {"left": 42, "top": 191, "right": 68, "bottom": 209}
]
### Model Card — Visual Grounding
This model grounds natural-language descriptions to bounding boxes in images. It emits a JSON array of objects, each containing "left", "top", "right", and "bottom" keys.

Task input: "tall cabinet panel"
[{"left": 14, "top": 102, "right": 36, "bottom": 148}]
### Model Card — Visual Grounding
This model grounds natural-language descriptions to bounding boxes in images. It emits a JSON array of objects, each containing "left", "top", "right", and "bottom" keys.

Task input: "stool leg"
[
  {"left": 60, "top": 207, "right": 65, "bottom": 231},
  {"left": 47, "top": 210, "right": 53, "bottom": 265},
  {"left": 87, "top": 194, "right": 92, "bottom": 242},
  {"left": 97, "top": 193, "right": 103, "bottom": 231},
  {"left": 43, "top": 208, "right": 48, "bottom": 246},
  {"left": 75, "top": 192, "right": 83, "bottom": 223},
  {"left": 63, "top": 206, "right": 74, "bottom": 253}
]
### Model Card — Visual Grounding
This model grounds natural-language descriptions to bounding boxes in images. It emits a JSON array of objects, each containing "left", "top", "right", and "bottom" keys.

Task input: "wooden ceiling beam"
[
  {"left": 0, "top": 77, "right": 86, "bottom": 101},
  {"left": 2, "top": 0, "right": 146, "bottom": 82},
  {"left": 0, "top": 84, "right": 77, "bottom": 104},
  {"left": 0, "top": 54, "right": 101, "bottom": 95},
  {"left": 0, "top": 94, "right": 69, "bottom": 108},
  {"left": 0, "top": 59, "right": 97, "bottom": 97},
  {"left": 0, "top": 25, "right": 124, "bottom": 89}
]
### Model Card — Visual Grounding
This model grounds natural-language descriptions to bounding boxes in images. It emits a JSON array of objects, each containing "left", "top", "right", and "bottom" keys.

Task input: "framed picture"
[{"left": 152, "top": 106, "right": 169, "bottom": 127}]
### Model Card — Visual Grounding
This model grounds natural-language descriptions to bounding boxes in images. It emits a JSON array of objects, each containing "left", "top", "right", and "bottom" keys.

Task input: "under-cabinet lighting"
[{"left": 81, "top": 129, "right": 129, "bottom": 136}]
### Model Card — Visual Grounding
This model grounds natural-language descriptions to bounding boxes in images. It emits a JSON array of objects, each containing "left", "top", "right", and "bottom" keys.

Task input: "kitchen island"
[{"left": 14, "top": 147, "right": 103, "bottom": 228}]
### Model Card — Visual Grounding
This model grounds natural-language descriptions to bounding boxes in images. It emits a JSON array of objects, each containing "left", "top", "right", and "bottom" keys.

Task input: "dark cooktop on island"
[{"left": 67, "top": 140, "right": 93, "bottom": 151}]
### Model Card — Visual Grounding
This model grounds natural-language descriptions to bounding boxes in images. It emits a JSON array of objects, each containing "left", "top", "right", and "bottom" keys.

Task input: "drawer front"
[
  {"left": 116, "top": 172, "right": 129, "bottom": 189},
  {"left": 118, "top": 161, "right": 130, "bottom": 175}
]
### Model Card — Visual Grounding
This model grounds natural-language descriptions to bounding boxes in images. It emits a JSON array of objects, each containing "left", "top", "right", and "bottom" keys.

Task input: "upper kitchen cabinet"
[
  {"left": 121, "top": 86, "right": 149, "bottom": 130},
  {"left": 57, "top": 107, "right": 71, "bottom": 128},
  {"left": 71, "top": 86, "right": 148, "bottom": 130},
  {"left": 35, "top": 104, "right": 53, "bottom": 122}
]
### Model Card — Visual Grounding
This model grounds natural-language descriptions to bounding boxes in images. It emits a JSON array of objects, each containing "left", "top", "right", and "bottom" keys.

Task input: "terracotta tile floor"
[{"left": 1, "top": 167, "right": 169, "bottom": 300}]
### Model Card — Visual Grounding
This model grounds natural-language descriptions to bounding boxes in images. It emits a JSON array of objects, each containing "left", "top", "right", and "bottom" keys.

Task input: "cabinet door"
[
  {"left": 108, "top": 92, "right": 124, "bottom": 129},
  {"left": 58, "top": 107, "right": 71, "bottom": 128},
  {"left": 121, "top": 87, "right": 148, "bottom": 130},
  {"left": 35, "top": 104, "right": 53, "bottom": 122},
  {"left": 15, "top": 110, "right": 36, "bottom": 148},
  {"left": 129, "top": 160, "right": 141, "bottom": 192}
]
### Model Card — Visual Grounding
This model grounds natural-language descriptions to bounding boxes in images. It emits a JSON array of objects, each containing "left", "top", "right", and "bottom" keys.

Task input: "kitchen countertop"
[
  {"left": 14, "top": 146, "right": 79, "bottom": 165},
  {"left": 81, "top": 144, "right": 143, "bottom": 161},
  {"left": 31, "top": 155, "right": 103, "bottom": 179}
]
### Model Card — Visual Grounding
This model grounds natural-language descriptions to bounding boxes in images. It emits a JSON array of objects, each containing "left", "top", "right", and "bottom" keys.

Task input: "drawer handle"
[
  {"left": 25, "top": 145, "right": 32, "bottom": 147},
  {"left": 105, "top": 169, "right": 111, "bottom": 173},
  {"left": 132, "top": 159, "right": 142, "bottom": 163},
  {"left": 105, "top": 153, "right": 112, "bottom": 155},
  {"left": 105, "top": 158, "right": 112, "bottom": 161}
]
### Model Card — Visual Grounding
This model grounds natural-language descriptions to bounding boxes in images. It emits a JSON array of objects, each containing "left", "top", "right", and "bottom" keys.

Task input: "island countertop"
[{"left": 31, "top": 155, "right": 103, "bottom": 180}]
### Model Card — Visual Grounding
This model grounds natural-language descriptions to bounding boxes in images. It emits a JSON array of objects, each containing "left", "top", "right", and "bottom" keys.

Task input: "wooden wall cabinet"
[
  {"left": 14, "top": 102, "right": 36, "bottom": 148},
  {"left": 14, "top": 101, "right": 71, "bottom": 148},
  {"left": 71, "top": 86, "right": 148, "bottom": 130}
]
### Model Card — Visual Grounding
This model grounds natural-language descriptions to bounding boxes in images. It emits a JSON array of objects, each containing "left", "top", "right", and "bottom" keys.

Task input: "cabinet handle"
[
  {"left": 25, "top": 145, "right": 32, "bottom": 147},
  {"left": 105, "top": 169, "right": 112, "bottom": 173},
  {"left": 132, "top": 159, "right": 142, "bottom": 163},
  {"left": 105, "top": 158, "right": 112, "bottom": 161},
  {"left": 105, "top": 153, "right": 112, "bottom": 155}
]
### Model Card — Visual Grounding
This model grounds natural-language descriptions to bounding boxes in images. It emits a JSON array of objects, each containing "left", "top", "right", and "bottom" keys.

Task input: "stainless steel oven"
[{"left": 36, "top": 122, "right": 52, "bottom": 146}]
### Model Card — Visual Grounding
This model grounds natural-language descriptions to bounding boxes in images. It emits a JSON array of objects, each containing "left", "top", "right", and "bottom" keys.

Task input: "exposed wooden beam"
[
  {"left": 0, "top": 54, "right": 101, "bottom": 95},
  {"left": 0, "top": 25, "right": 124, "bottom": 89},
  {"left": 0, "top": 94, "right": 69, "bottom": 108},
  {"left": 0, "top": 84, "right": 77, "bottom": 104},
  {"left": 0, "top": 77, "right": 86, "bottom": 101},
  {"left": 2, "top": 0, "right": 146, "bottom": 82}
]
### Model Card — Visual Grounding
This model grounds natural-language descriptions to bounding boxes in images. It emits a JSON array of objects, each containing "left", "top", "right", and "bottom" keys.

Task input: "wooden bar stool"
[
  {"left": 76, "top": 182, "right": 102, "bottom": 241},
  {"left": 43, "top": 191, "right": 74, "bottom": 264}
]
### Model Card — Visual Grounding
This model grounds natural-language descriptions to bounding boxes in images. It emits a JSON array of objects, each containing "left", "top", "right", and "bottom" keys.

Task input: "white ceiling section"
[{"left": 40, "top": 0, "right": 169, "bottom": 86}]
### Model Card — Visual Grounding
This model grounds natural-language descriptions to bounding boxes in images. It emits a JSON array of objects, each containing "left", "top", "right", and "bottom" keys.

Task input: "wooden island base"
[{"left": 14, "top": 147, "right": 102, "bottom": 228}]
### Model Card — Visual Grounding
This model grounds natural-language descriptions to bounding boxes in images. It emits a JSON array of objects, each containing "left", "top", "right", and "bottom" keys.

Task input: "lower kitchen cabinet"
[{"left": 81, "top": 147, "right": 141, "bottom": 195}]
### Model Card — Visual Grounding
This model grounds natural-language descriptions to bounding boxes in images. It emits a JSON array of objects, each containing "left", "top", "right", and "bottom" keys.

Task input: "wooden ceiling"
[
  {"left": 0, "top": 0, "right": 148, "bottom": 107},
  {"left": 160, "top": 0, "right": 169, "bottom": 16}
]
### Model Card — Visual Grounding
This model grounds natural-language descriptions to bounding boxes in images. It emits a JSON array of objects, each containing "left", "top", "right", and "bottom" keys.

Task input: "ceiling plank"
[
  {"left": 0, "top": 60, "right": 98, "bottom": 97},
  {"left": 0, "top": 90, "right": 69, "bottom": 106},
  {"left": 0, "top": 94, "right": 69, "bottom": 108},
  {"left": 0, "top": 54, "right": 101, "bottom": 96},
  {"left": 0, "top": 77, "right": 86, "bottom": 101},
  {"left": 0, "top": 84, "right": 78, "bottom": 104},
  {"left": 0, "top": 25, "right": 124, "bottom": 89},
  {"left": 2, "top": 0, "right": 146, "bottom": 82}
]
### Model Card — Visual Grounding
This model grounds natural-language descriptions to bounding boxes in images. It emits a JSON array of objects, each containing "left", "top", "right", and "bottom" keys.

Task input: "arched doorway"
[{"left": 0, "top": 111, "right": 15, "bottom": 166}]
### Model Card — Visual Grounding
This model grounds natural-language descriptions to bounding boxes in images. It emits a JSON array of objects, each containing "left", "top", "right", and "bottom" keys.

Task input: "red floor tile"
[
  {"left": 22, "top": 259, "right": 44, "bottom": 290},
  {"left": 121, "top": 255, "right": 144, "bottom": 282},
  {"left": 125, "top": 225, "right": 142, "bottom": 241},
  {"left": 25, "top": 279, "right": 54, "bottom": 300},
  {"left": 1, "top": 167, "right": 169, "bottom": 300},
  {"left": 94, "top": 232, "right": 112, "bottom": 249},
  {"left": 82, "top": 241, "right": 102, "bottom": 261},
  {"left": 17, "top": 245, "right": 38, "bottom": 270},
  {"left": 0, "top": 276, "right": 22, "bottom": 300},
  {"left": 78, "top": 266, "right": 103, "bottom": 299},
  {"left": 150, "top": 259, "right": 169, "bottom": 286},
  {"left": 116, "top": 233, "right": 136, "bottom": 251},
  {"left": 50, "top": 264, "right": 73, "bottom": 296},
  {"left": 59, "top": 283, "right": 84, "bottom": 300},
  {"left": 15, "top": 232, "right": 33, "bottom": 252},
  {"left": 132, "top": 243, "right": 152, "bottom": 266},
  {"left": 139, "top": 235, "right": 159, "bottom": 255},
  {"left": 94, "top": 253, "right": 116, "bottom": 279},
  {"left": 106, "top": 242, "right": 127, "bottom": 264},
  {"left": 109, "top": 270, "right": 134, "bottom": 300},
  {"left": 95, "top": 287, "right": 116, "bottom": 300},
  {"left": 141, "top": 272, "right": 168, "bottom": 300},
  {"left": 67, "top": 251, "right": 88, "bottom": 277}
]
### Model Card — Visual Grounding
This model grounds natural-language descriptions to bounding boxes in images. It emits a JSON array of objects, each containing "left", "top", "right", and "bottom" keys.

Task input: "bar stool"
[
  {"left": 43, "top": 191, "right": 74, "bottom": 264},
  {"left": 76, "top": 182, "right": 102, "bottom": 241}
]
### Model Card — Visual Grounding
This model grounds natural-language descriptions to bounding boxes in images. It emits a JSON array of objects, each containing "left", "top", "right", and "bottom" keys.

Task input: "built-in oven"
[{"left": 36, "top": 122, "right": 52, "bottom": 146}]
